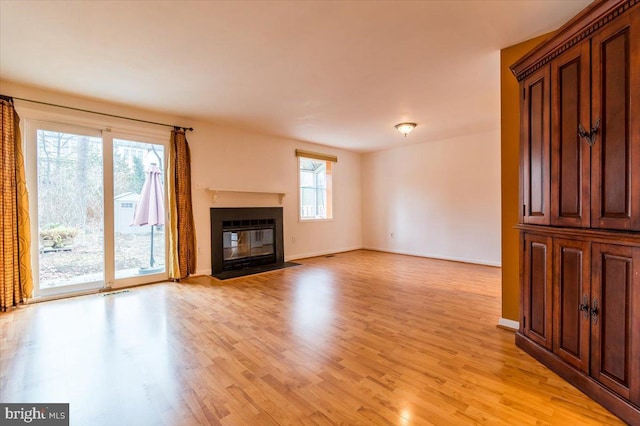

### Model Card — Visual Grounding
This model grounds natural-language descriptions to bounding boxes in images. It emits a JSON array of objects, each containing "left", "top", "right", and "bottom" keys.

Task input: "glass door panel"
[
  {"left": 113, "top": 139, "right": 166, "bottom": 279},
  {"left": 28, "top": 120, "right": 169, "bottom": 297},
  {"left": 36, "top": 128, "right": 104, "bottom": 291}
]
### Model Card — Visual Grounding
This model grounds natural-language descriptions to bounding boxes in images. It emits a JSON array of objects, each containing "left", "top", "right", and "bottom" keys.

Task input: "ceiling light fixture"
[{"left": 395, "top": 122, "right": 416, "bottom": 137}]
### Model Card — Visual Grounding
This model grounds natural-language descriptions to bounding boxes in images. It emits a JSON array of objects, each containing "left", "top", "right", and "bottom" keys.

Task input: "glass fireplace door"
[{"left": 223, "top": 228, "right": 275, "bottom": 262}]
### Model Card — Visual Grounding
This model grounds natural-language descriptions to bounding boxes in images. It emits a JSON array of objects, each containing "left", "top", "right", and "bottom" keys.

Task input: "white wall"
[
  {"left": 187, "top": 120, "right": 362, "bottom": 275},
  {"left": 2, "top": 81, "right": 362, "bottom": 277},
  {"left": 361, "top": 130, "right": 501, "bottom": 266}
]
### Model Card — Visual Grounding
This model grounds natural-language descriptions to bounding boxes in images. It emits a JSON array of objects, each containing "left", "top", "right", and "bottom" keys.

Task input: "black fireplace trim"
[{"left": 210, "top": 207, "right": 284, "bottom": 275}]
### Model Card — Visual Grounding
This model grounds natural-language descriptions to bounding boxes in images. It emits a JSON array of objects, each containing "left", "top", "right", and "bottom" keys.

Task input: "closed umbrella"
[{"left": 131, "top": 163, "right": 164, "bottom": 272}]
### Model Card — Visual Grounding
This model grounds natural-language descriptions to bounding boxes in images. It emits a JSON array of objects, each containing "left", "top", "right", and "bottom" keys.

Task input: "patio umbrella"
[{"left": 131, "top": 163, "right": 164, "bottom": 270}]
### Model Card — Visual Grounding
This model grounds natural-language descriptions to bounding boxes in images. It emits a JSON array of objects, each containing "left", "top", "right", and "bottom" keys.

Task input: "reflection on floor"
[{"left": 0, "top": 250, "right": 623, "bottom": 425}]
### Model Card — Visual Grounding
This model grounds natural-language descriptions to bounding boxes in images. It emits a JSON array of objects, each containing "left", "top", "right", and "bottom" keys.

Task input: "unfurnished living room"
[{"left": 1, "top": 0, "right": 638, "bottom": 425}]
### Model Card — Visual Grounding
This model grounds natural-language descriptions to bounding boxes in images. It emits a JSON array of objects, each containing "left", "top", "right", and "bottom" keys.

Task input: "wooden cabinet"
[
  {"left": 519, "top": 233, "right": 640, "bottom": 422},
  {"left": 553, "top": 238, "right": 590, "bottom": 373},
  {"left": 522, "top": 233, "right": 552, "bottom": 348},
  {"left": 550, "top": 43, "right": 590, "bottom": 228},
  {"left": 591, "top": 243, "right": 640, "bottom": 405},
  {"left": 512, "top": 1, "right": 640, "bottom": 423},
  {"left": 590, "top": 11, "right": 640, "bottom": 231},
  {"left": 521, "top": 67, "right": 551, "bottom": 225},
  {"left": 546, "top": 7, "right": 640, "bottom": 230}
]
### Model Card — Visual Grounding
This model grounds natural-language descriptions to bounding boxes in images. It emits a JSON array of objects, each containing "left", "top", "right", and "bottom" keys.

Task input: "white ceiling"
[{"left": 0, "top": 0, "right": 591, "bottom": 152}]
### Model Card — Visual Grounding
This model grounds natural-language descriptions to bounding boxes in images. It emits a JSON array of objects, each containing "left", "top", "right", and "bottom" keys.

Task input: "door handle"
[
  {"left": 578, "top": 117, "right": 600, "bottom": 146},
  {"left": 590, "top": 298, "right": 599, "bottom": 325},
  {"left": 579, "top": 295, "right": 589, "bottom": 320}
]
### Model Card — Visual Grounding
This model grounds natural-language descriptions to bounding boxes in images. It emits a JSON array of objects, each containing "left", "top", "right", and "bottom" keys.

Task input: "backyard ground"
[{"left": 39, "top": 229, "right": 166, "bottom": 287}]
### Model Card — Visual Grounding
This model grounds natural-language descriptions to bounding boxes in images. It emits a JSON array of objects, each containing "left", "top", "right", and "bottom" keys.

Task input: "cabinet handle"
[
  {"left": 590, "top": 298, "right": 599, "bottom": 325},
  {"left": 579, "top": 296, "right": 589, "bottom": 320},
  {"left": 578, "top": 117, "right": 600, "bottom": 146}
]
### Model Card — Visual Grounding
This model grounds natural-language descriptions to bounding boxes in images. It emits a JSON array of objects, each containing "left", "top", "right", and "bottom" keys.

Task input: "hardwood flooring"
[{"left": 0, "top": 250, "right": 624, "bottom": 425}]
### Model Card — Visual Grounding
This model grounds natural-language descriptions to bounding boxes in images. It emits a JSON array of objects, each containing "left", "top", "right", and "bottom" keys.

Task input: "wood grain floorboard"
[{"left": 0, "top": 250, "right": 625, "bottom": 425}]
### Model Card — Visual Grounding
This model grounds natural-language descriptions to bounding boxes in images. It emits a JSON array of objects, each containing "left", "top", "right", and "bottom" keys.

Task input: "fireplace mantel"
[{"left": 206, "top": 188, "right": 286, "bottom": 204}]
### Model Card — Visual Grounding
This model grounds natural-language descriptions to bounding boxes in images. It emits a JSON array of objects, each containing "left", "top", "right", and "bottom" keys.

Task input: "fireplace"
[{"left": 210, "top": 207, "right": 285, "bottom": 277}]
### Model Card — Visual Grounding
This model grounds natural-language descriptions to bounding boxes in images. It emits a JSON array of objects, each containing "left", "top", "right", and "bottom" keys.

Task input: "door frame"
[{"left": 20, "top": 107, "right": 170, "bottom": 300}]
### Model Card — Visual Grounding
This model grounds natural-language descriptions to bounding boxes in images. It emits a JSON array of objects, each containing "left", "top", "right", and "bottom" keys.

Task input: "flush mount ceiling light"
[{"left": 395, "top": 122, "right": 417, "bottom": 137}]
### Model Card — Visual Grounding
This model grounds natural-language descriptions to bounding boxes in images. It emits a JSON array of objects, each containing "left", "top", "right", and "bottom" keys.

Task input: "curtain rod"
[{"left": 0, "top": 94, "right": 193, "bottom": 132}]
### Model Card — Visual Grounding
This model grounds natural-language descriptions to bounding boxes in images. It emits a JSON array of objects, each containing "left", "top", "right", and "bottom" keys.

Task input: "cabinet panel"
[
  {"left": 551, "top": 43, "right": 591, "bottom": 227},
  {"left": 522, "top": 233, "right": 553, "bottom": 349},
  {"left": 591, "top": 243, "right": 640, "bottom": 402},
  {"left": 553, "top": 238, "right": 590, "bottom": 372},
  {"left": 522, "top": 67, "right": 551, "bottom": 225},
  {"left": 591, "top": 9, "right": 640, "bottom": 230}
]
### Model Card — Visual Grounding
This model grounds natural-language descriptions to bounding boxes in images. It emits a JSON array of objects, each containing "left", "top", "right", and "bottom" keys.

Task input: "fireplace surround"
[{"left": 210, "top": 207, "right": 285, "bottom": 277}]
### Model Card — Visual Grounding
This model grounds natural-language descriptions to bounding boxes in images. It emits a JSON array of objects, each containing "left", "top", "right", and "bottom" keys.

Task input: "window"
[{"left": 299, "top": 156, "right": 333, "bottom": 220}]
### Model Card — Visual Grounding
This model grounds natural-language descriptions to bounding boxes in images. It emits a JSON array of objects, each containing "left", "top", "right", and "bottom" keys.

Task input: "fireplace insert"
[
  {"left": 210, "top": 207, "right": 284, "bottom": 276},
  {"left": 222, "top": 220, "right": 275, "bottom": 270}
]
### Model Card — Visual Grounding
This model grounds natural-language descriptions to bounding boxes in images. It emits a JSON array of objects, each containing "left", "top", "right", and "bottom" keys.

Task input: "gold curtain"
[
  {"left": 0, "top": 99, "right": 33, "bottom": 311},
  {"left": 167, "top": 129, "right": 196, "bottom": 279}
]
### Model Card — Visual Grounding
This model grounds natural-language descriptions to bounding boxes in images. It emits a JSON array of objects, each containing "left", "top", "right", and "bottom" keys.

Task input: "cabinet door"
[
  {"left": 521, "top": 66, "right": 551, "bottom": 225},
  {"left": 591, "top": 8, "right": 640, "bottom": 230},
  {"left": 550, "top": 43, "right": 591, "bottom": 228},
  {"left": 553, "top": 238, "right": 590, "bottom": 373},
  {"left": 591, "top": 243, "right": 640, "bottom": 404},
  {"left": 522, "top": 233, "right": 553, "bottom": 349}
]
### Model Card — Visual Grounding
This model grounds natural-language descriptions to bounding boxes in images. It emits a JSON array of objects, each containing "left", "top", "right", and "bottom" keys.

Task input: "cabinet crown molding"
[{"left": 510, "top": 0, "right": 638, "bottom": 81}]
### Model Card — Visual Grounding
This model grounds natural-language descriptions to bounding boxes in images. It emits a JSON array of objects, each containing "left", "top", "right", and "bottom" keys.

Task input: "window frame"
[{"left": 298, "top": 156, "right": 333, "bottom": 222}]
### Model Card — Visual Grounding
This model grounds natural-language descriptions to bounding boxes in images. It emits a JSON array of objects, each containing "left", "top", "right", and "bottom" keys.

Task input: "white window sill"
[{"left": 299, "top": 217, "right": 334, "bottom": 223}]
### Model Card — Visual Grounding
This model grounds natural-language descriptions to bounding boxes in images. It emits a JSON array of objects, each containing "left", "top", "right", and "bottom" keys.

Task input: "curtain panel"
[
  {"left": 167, "top": 129, "right": 196, "bottom": 279},
  {"left": 0, "top": 99, "right": 33, "bottom": 310}
]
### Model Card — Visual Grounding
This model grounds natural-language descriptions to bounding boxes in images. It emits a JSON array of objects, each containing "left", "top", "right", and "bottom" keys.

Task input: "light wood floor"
[{"left": 0, "top": 250, "right": 624, "bottom": 425}]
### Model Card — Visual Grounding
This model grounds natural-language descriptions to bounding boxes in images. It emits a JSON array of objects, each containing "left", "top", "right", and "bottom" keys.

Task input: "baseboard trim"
[
  {"left": 497, "top": 317, "right": 519, "bottom": 331},
  {"left": 362, "top": 246, "right": 501, "bottom": 267},
  {"left": 285, "top": 246, "right": 362, "bottom": 262},
  {"left": 194, "top": 269, "right": 210, "bottom": 277},
  {"left": 192, "top": 246, "right": 363, "bottom": 276},
  {"left": 194, "top": 245, "right": 499, "bottom": 276}
]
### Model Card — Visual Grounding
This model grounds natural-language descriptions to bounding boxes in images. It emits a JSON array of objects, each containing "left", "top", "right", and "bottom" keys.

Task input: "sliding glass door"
[
  {"left": 26, "top": 120, "right": 168, "bottom": 297},
  {"left": 113, "top": 138, "right": 166, "bottom": 279}
]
